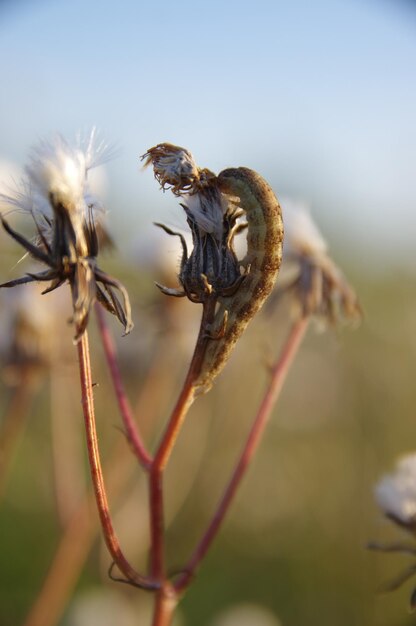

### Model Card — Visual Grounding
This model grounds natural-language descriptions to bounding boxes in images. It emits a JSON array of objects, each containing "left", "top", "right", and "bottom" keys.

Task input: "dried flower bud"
[
  {"left": 142, "top": 143, "right": 202, "bottom": 195},
  {"left": 144, "top": 143, "right": 244, "bottom": 305},
  {"left": 0, "top": 131, "right": 132, "bottom": 341},
  {"left": 271, "top": 201, "right": 361, "bottom": 324}
]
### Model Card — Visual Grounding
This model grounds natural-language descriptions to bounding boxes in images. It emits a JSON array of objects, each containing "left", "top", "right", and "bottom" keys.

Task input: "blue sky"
[{"left": 0, "top": 0, "right": 415, "bottom": 268}]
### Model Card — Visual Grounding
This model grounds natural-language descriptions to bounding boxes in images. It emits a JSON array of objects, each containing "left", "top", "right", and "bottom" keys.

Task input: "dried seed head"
[
  {"left": 142, "top": 143, "right": 202, "bottom": 195},
  {"left": 144, "top": 143, "right": 243, "bottom": 304},
  {"left": 375, "top": 454, "right": 416, "bottom": 531},
  {"left": 26, "top": 137, "right": 87, "bottom": 210},
  {"left": 272, "top": 201, "right": 361, "bottom": 325},
  {"left": 0, "top": 131, "right": 133, "bottom": 341}
]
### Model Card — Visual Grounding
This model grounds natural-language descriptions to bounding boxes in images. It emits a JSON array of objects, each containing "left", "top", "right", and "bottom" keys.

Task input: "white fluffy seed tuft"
[
  {"left": 282, "top": 199, "right": 328, "bottom": 260},
  {"left": 375, "top": 454, "right": 416, "bottom": 524}
]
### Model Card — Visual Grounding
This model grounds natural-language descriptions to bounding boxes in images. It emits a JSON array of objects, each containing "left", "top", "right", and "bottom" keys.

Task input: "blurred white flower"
[
  {"left": 66, "top": 589, "right": 148, "bottom": 626},
  {"left": 66, "top": 588, "right": 183, "bottom": 626},
  {"left": 210, "top": 603, "right": 282, "bottom": 626},
  {"left": 283, "top": 198, "right": 327, "bottom": 260},
  {"left": 375, "top": 454, "right": 416, "bottom": 527},
  {"left": 269, "top": 199, "right": 361, "bottom": 324},
  {"left": 131, "top": 224, "right": 191, "bottom": 279}
]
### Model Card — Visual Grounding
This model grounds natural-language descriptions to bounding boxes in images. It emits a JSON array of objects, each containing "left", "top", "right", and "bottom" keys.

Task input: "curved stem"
[
  {"left": 175, "top": 316, "right": 309, "bottom": 592},
  {"left": 95, "top": 303, "right": 152, "bottom": 469},
  {"left": 77, "top": 331, "right": 157, "bottom": 590}
]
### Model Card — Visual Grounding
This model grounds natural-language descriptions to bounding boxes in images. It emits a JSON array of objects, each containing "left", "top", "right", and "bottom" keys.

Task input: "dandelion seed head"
[
  {"left": 25, "top": 136, "right": 88, "bottom": 210},
  {"left": 375, "top": 454, "right": 416, "bottom": 526}
]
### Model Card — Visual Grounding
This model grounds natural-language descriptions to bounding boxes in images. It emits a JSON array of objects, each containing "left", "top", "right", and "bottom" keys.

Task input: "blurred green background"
[{"left": 1, "top": 0, "right": 416, "bottom": 624}]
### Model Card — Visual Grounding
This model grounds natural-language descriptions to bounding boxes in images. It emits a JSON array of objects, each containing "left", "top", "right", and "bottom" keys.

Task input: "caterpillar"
[{"left": 193, "top": 167, "right": 284, "bottom": 394}]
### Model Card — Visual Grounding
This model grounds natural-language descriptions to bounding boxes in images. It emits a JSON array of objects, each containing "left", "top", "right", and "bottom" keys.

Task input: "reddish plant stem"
[
  {"left": 149, "top": 298, "right": 216, "bottom": 581},
  {"left": 152, "top": 584, "right": 178, "bottom": 626},
  {"left": 77, "top": 331, "right": 157, "bottom": 590},
  {"left": 23, "top": 344, "right": 171, "bottom": 626},
  {"left": 95, "top": 303, "right": 152, "bottom": 469},
  {"left": 174, "top": 316, "right": 309, "bottom": 593}
]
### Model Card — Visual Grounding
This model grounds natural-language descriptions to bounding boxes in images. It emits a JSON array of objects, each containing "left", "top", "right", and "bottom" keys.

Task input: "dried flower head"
[
  {"left": 143, "top": 143, "right": 283, "bottom": 393},
  {"left": 270, "top": 201, "right": 361, "bottom": 324},
  {"left": 142, "top": 143, "right": 214, "bottom": 195},
  {"left": 0, "top": 131, "right": 132, "bottom": 341},
  {"left": 143, "top": 143, "right": 245, "bottom": 305}
]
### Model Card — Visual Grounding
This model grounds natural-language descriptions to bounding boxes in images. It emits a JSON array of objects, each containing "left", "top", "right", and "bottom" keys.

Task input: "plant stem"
[
  {"left": 174, "top": 316, "right": 309, "bottom": 592},
  {"left": 77, "top": 331, "right": 157, "bottom": 590},
  {"left": 152, "top": 584, "right": 178, "bottom": 626},
  {"left": 23, "top": 342, "right": 171, "bottom": 626},
  {"left": 95, "top": 303, "right": 152, "bottom": 469},
  {"left": 149, "top": 298, "right": 217, "bottom": 581}
]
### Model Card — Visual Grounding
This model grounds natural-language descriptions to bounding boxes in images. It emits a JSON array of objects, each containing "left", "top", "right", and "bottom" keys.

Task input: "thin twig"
[
  {"left": 174, "top": 316, "right": 309, "bottom": 592},
  {"left": 77, "top": 331, "right": 157, "bottom": 590},
  {"left": 22, "top": 341, "right": 172, "bottom": 626},
  {"left": 95, "top": 302, "right": 152, "bottom": 469}
]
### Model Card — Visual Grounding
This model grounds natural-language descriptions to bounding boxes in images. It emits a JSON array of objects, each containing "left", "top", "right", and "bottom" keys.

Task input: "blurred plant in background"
[{"left": 370, "top": 454, "right": 416, "bottom": 609}]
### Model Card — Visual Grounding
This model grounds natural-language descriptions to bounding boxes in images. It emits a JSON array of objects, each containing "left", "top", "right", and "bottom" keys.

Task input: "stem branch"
[
  {"left": 175, "top": 316, "right": 309, "bottom": 592},
  {"left": 77, "top": 331, "right": 157, "bottom": 590},
  {"left": 149, "top": 298, "right": 216, "bottom": 581},
  {"left": 95, "top": 303, "right": 152, "bottom": 469}
]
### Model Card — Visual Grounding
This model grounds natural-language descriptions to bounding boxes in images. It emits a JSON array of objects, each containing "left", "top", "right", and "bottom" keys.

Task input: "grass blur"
[{"left": 0, "top": 220, "right": 415, "bottom": 626}]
